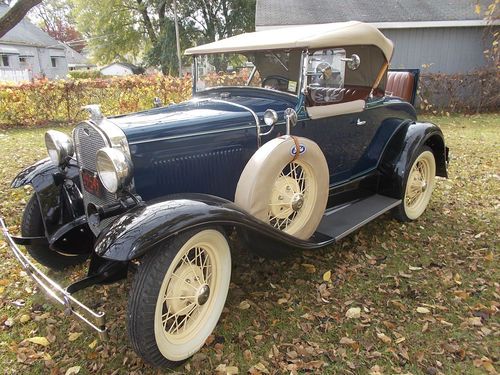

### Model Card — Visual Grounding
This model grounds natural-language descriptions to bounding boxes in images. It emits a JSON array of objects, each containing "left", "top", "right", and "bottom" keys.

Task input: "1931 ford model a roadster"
[{"left": 1, "top": 22, "right": 448, "bottom": 368}]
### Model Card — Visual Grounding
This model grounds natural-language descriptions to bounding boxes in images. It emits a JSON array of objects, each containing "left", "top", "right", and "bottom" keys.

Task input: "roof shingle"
[{"left": 256, "top": 0, "right": 489, "bottom": 27}]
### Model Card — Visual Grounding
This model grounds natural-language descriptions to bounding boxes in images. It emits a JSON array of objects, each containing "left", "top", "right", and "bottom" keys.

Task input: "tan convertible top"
[{"left": 185, "top": 21, "right": 394, "bottom": 61}]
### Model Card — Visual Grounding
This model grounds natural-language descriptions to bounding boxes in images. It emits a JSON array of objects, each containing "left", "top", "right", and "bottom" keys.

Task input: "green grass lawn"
[{"left": 0, "top": 114, "right": 498, "bottom": 374}]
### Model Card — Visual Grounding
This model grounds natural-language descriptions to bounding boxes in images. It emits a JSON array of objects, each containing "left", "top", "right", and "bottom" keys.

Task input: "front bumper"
[{"left": 0, "top": 217, "right": 108, "bottom": 340}]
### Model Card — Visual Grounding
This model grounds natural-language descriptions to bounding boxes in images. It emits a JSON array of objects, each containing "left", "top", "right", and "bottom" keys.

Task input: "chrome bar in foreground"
[{"left": 0, "top": 217, "right": 108, "bottom": 340}]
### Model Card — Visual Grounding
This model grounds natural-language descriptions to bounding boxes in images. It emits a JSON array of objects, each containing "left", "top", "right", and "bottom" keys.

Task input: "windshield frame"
[{"left": 191, "top": 50, "right": 305, "bottom": 97}]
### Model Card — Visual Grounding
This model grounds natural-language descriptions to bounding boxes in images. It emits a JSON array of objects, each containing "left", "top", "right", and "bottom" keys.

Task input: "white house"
[
  {"left": 100, "top": 62, "right": 143, "bottom": 76},
  {"left": 0, "top": 4, "right": 69, "bottom": 82}
]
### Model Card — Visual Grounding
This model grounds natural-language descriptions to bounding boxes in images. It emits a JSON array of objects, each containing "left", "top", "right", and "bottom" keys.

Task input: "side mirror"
[{"left": 341, "top": 54, "right": 361, "bottom": 70}]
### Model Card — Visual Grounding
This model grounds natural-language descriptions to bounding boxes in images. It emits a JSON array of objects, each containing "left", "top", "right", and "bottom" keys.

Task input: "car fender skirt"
[
  {"left": 94, "top": 194, "right": 326, "bottom": 261},
  {"left": 378, "top": 121, "right": 448, "bottom": 198}
]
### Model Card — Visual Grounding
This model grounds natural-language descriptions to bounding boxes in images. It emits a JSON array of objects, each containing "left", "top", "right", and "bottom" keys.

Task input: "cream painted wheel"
[
  {"left": 268, "top": 160, "right": 318, "bottom": 234},
  {"left": 395, "top": 147, "right": 436, "bottom": 221},
  {"left": 127, "top": 229, "right": 231, "bottom": 368},
  {"left": 235, "top": 136, "right": 329, "bottom": 240}
]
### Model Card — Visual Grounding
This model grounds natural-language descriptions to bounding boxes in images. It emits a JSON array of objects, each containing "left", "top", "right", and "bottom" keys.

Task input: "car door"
[{"left": 297, "top": 46, "right": 388, "bottom": 184}]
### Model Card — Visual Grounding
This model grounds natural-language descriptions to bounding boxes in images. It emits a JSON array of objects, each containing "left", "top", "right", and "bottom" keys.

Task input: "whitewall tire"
[
  {"left": 235, "top": 136, "right": 329, "bottom": 240},
  {"left": 127, "top": 228, "right": 231, "bottom": 368},
  {"left": 394, "top": 146, "right": 436, "bottom": 221}
]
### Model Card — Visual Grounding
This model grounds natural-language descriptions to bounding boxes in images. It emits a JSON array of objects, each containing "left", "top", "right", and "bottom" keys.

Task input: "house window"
[
  {"left": 51, "top": 57, "right": 57, "bottom": 68},
  {"left": 1, "top": 55, "right": 9, "bottom": 67}
]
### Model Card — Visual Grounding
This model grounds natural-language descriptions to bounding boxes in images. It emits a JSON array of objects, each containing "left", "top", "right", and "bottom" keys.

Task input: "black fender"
[
  {"left": 12, "top": 157, "right": 80, "bottom": 190},
  {"left": 11, "top": 158, "right": 93, "bottom": 253},
  {"left": 94, "top": 193, "right": 332, "bottom": 261},
  {"left": 378, "top": 121, "right": 448, "bottom": 198}
]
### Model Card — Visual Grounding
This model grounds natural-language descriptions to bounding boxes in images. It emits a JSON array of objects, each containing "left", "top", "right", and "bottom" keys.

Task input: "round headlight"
[
  {"left": 96, "top": 147, "right": 133, "bottom": 193},
  {"left": 263, "top": 109, "right": 278, "bottom": 126},
  {"left": 45, "top": 130, "right": 74, "bottom": 166}
]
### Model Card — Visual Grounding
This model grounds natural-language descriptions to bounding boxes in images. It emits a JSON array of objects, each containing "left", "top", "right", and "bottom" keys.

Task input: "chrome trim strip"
[
  {"left": 196, "top": 98, "right": 263, "bottom": 147},
  {"left": 0, "top": 217, "right": 108, "bottom": 340},
  {"left": 129, "top": 124, "right": 257, "bottom": 145}
]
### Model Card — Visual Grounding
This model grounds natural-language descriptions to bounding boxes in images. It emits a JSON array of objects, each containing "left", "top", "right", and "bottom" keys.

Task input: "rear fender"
[
  {"left": 94, "top": 194, "right": 329, "bottom": 261},
  {"left": 378, "top": 121, "right": 448, "bottom": 198}
]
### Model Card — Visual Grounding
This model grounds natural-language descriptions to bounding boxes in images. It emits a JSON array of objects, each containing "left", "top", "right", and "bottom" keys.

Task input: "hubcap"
[
  {"left": 291, "top": 193, "right": 304, "bottom": 211},
  {"left": 197, "top": 284, "right": 210, "bottom": 305}
]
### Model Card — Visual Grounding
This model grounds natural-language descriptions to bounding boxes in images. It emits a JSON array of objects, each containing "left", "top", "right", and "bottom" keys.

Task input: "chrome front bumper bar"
[{"left": 0, "top": 217, "right": 108, "bottom": 340}]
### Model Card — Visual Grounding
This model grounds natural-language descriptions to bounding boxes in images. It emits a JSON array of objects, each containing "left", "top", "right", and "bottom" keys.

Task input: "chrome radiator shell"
[{"left": 73, "top": 121, "right": 118, "bottom": 235}]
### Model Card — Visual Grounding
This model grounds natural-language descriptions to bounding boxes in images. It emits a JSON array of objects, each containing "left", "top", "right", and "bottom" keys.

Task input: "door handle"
[{"left": 356, "top": 118, "right": 366, "bottom": 126}]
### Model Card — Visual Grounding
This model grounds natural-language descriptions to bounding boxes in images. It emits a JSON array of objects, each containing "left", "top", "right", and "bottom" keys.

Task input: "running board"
[{"left": 316, "top": 194, "right": 401, "bottom": 241}]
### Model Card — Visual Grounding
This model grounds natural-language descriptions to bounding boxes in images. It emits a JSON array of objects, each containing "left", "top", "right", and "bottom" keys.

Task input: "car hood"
[{"left": 109, "top": 90, "right": 297, "bottom": 144}]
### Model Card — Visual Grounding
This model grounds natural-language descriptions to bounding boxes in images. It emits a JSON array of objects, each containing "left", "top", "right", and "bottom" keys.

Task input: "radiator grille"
[{"left": 73, "top": 122, "right": 118, "bottom": 235}]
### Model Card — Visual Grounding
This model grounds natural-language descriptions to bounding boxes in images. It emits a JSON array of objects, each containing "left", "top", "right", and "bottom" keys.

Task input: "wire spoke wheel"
[
  {"left": 402, "top": 149, "right": 436, "bottom": 220},
  {"left": 268, "top": 160, "right": 317, "bottom": 234},
  {"left": 127, "top": 229, "right": 231, "bottom": 367},
  {"left": 159, "top": 245, "right": 213, "bottom": 337}
]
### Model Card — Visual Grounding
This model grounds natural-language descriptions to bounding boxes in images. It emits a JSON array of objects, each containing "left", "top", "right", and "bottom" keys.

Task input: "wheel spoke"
[
  {"left": 181, "top": 251, "right": 203, "bottom": 286},
  {"left": 170, "top": 272, "right": 198, "bottom": 291}
]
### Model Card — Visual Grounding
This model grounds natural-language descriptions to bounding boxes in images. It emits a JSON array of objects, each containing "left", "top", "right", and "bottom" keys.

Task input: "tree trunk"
[{"left": 0, "top": 0, "right": 42, "bottom": 38}]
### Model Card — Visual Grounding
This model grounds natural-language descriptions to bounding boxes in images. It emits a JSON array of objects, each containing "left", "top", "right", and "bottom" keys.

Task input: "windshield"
[{"left": 194, "top": 51, "right": 302, "bottom": 95}]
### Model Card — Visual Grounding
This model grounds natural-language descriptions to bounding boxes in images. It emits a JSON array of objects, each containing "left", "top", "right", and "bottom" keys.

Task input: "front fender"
[
  {"left": 12, "top": 157, "right": 80, "bottom": 191},
  {"left": 378, "top": 121, "right": 448, "bottom": 198},
  {"left": 95, "top": 194, "right": 331, "bottom": 261}
]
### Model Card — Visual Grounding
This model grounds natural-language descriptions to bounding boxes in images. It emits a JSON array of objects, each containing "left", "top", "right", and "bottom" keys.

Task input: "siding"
[{"left": 382, "top": 27, "right": 489, "bottom": 73}]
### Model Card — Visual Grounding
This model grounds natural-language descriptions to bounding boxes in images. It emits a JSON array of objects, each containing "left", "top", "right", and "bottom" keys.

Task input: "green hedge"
[{"left": 0, "top": 75, "right": 191, "bottom": 127}]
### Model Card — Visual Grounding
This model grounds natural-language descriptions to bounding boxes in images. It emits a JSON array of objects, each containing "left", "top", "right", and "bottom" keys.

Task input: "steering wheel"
[{"left": 262, "top": 75, "right": 289, "bottom": 91}]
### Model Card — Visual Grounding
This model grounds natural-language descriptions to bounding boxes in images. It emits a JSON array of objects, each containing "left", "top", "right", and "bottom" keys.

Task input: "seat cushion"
[{"left": 386, "top": 71, "right": 415, "bottom": 103}]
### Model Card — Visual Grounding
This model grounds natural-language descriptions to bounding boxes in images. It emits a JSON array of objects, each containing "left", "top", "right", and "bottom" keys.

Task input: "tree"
[
  {"left": 0, "top": 0, "right": 42, "bottom": 38},
  {"left": 30, "top": 0, "right": 86, "bottom": 52},
  {"left": 71, "top": 0, "right": 256, "bottom": 74}
]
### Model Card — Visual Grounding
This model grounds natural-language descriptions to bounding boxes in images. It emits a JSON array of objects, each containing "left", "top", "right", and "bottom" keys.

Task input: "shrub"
[
  {"left": 418, "top": 68, "right": 500, "bottom": 114},
  {"left": 68, "top": 70, "right": 103, "bottom": 80},
  {"left": 0, "top": 75, "right": 192, "bottom": 127}
]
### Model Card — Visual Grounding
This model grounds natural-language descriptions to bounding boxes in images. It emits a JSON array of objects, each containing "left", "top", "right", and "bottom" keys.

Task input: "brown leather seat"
[{"left": 386, "top": 71, "right": 415, "bottom": 103}]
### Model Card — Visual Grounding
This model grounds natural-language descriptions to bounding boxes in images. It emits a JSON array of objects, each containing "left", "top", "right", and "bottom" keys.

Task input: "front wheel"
[
  {"left": 393, "top": 146, "right": 436, "bottom": 221},
  {"left": 127, "top": 228, "right": 231, "bottom": 368},
  {"left": 21, "top": 194, "right": 89, "bottom": 270}
]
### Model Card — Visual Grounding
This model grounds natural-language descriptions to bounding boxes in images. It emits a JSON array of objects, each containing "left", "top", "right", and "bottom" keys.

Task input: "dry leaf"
[
  {"left": 65, "top": 366, "right": 81, "bottom": 375},
  {"left": 323, "top": 270, "right": 331, "bottom": 282},
  {"left": 422, "top": 322, "right": 429, "bottom": 333},
  {"left": 302, "top": 263, "right": 316, "bottom": 273},
  {"left": 88, "top": 340, "right": 98, "bottom": 349},
  {"left": 238, "top": 300, "right": 250, "bottom": 310},
  {"left": 417, "top": 307, "right": 430, "bottom": 314},
  {"left": 68, "top": 332, "right": 83, "bottom": 342},
  {"left": 376, "top": 332, "right": 392, "bottom": 344},
  {"left": 345, "top": 307, "right": 361, "bottom": 319},
  {"left": 340, "top": 337, "right": 356, "bottom": 345},
  {"left": 26, "top": 336, "right": 50, "bottom": 347},
  {"left": 467, "top": 317, "right": 482, "bottom": 326}
]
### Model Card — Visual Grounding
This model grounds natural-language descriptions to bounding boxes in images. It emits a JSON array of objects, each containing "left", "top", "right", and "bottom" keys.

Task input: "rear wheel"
[
  {"left": 21, "top": 194, "right": 89, "bottom": 270},
  {"left": 393, "top": 146, "right": 436, "bottom": 221},
  {"left": 127, "top": 228, "right": 231, "bottom": 368}
]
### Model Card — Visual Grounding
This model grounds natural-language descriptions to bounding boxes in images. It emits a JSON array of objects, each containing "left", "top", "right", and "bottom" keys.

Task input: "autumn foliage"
[{"left": 0, "top": 75, "right": 192, "bottom": 127}]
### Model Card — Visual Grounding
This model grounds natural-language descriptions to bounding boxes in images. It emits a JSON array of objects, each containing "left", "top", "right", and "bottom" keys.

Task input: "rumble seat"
[{"left": 386, "top": 71, "right": 415, "bottom": 103}]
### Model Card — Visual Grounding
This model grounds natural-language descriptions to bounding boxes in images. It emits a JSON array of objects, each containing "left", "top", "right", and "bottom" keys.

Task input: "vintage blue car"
[{"left": 1, "top": 21, "right": 448, "bottom": 368}]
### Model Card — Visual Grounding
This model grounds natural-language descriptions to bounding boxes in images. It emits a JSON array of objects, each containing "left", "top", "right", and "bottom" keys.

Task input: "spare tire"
[{"left": 235, "top": 136, "right": 329, "bottom": 240}]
